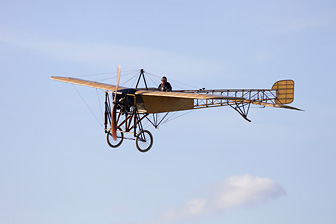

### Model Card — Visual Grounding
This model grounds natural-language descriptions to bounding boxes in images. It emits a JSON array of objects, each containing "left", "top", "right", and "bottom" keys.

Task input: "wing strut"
[{"left": 229, "top": 102, "right": 252, "bottom": 122}]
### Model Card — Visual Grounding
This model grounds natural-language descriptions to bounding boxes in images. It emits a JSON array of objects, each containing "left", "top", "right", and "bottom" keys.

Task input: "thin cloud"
[
  {"left": 266, "top": 17, "right": 335, "bottom": 35},
  {"left": 146, "top": 175, "right": 286, "bottom": 224},
  {"left": 0, "top": 34, "right": 226, "bottom": 79}
]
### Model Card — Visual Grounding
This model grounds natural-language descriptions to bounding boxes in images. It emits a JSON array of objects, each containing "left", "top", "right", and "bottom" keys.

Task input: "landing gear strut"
[{"left": 104, "top": 91, "right": 154, "bottom": 152}]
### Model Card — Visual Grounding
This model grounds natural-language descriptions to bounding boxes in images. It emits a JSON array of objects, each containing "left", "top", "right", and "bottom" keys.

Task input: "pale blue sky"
[{"left": 1, "top": 0, "right": 336, "bottom": 224}]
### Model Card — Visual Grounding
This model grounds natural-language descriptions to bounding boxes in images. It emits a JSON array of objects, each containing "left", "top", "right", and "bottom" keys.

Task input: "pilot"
[{"left": 158, "top": 76, "right": 172, "bottom": 92}]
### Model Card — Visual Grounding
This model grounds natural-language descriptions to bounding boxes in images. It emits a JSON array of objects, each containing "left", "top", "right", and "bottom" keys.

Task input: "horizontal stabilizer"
[{"left": 250, "top": 101, "right": 303, "bottom": 111}]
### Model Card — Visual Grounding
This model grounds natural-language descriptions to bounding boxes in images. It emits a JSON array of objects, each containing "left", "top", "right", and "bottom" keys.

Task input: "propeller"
[{"left": 111, "top": 65, "right": 121, "bottom": 140}]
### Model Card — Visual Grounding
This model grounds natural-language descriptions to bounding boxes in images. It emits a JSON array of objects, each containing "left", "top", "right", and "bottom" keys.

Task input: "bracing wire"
[
  {"left": 96, "top": 88, "right": 104, "bottom": 121},
  {"left": 146, "top": 71, "right": 199, "bottom": 89},
  {"left": 161, "top": 110, "right": 195, "bottom": 125},
  {"left": 72, "top": 84, "right": 103, "bottom": 127},
  {"left": 120, "top": 73, "right": 140, "bottom": 86},
  {"left": 94, "top": 70, "right": 140, "bottom": 82},
  {"left": 130, "top": 75, "right": 139, "bottom": 88},
  {"left": 67, "top": 69, "right": 201, "bottom": 129},
  {"left": 145, "top": 72, "right": 195, "bottom": 89},
  {"left": 143, "top": 119, "right": 152, "bottom": 129},
  {"left": 145, "top": 74, "right": 159, "bottom": 88}
]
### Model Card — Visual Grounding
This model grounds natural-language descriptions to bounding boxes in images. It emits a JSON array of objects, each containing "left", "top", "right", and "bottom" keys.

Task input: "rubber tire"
[
  {"left": 135, "top": 130, "right": 153, "bottom": 153},
  {"left": 106, "top": 128, "right": 124, "bottom": 148}
]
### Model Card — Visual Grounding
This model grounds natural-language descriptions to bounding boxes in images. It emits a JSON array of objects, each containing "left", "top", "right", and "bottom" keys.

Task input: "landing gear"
[
  {"left": 135, "top": 130, "right": 153, "bottom": 152},
  {"left": 104, "top": 91, "right": 155, "bottom": 152},
  {"left": 103, "top": 69, "right": 159, "bottom": 153},
  {"left": 106, "top": 128, "right": 124, "bottom": 148}
]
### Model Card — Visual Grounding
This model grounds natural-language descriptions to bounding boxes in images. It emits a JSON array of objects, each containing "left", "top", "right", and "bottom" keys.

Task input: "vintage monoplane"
[{"left": 51, "top": 66, "right": 302, "bottom": 152}]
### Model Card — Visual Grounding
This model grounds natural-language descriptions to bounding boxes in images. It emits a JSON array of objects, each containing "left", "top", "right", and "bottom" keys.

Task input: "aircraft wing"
[
  {"left": 50, "top": 76, "right": 125, "bottom": 91},
  {"left": 135, "top": 90, "right": 245, "bottom": 100}
]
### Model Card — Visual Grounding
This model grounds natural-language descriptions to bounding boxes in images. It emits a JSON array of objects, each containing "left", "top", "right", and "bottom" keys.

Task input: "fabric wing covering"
[
  {"left": 50, "top": 76, "right": 125, "bottom": 91},
  {"left": 50, "top": 76, "right": 244, "bottom": 101}
]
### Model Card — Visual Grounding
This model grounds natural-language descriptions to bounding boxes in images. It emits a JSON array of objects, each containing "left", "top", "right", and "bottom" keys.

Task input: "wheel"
[
  {"left": 135, "top": 130, "right": 153, "bottom": 152},
  {"left": 106, "top": 128, "right": 124, "bottom": 148}
]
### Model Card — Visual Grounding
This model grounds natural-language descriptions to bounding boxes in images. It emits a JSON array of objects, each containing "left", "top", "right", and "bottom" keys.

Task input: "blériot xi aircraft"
[{"left": 51, "top": 66, "right": 302, "bottom": 152}]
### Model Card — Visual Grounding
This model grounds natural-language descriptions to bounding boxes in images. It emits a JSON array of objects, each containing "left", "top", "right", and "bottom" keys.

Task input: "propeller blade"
[
  {"left": 111, "top": 103, "right": 117, "bottom": 140},
  {"left": 111, "top": 65, "right": 121, "bottom": 140},
  {"left": 114, "top": 65, "right": 121, "bottom": 103}
]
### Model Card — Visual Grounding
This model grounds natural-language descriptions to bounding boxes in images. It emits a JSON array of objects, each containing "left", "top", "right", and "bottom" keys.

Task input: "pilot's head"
[{"left": 161, "top": 76, "right": 167, "bottom": 84}]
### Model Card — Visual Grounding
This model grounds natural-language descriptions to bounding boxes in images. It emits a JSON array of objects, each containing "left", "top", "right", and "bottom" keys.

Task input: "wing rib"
[{"left": 50, "top": 76, "right": 124, "bottom": 91}]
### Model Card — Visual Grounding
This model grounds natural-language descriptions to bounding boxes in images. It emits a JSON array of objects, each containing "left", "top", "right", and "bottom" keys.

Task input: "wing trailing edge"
[{"left": 50, "top": 76, "right": 125, "bottom": 91}]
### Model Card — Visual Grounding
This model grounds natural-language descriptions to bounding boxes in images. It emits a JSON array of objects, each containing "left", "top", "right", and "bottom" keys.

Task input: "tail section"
[{"left": 272, "top": 80, "right": 294, "bottom": 104}]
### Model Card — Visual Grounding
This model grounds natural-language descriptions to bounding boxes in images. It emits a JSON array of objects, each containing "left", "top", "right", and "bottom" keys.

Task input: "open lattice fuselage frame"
[
  {"left": 104, "top": 88, "right": 279, "bottom": 136},
  {"left": 181, "top": 88, "right": 278, "bottom": 109}
]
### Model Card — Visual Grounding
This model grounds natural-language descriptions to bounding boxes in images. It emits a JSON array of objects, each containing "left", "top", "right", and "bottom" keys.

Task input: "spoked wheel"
[
  {"left": 106, "top": 128, "right": 124, "bottom": 148},
  {"left": 135, "top": 130, "right": 153, "bottom": 152}
]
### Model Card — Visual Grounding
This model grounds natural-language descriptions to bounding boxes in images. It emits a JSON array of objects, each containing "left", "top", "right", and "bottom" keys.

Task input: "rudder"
[{"left": 272, "top": 80, "right": 294, "bottom": 104}]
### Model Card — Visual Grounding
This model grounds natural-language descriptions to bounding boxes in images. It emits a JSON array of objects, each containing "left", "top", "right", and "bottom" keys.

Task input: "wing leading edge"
[{"left": 50, "top": 76, "right": 125, "bottom": 91}]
